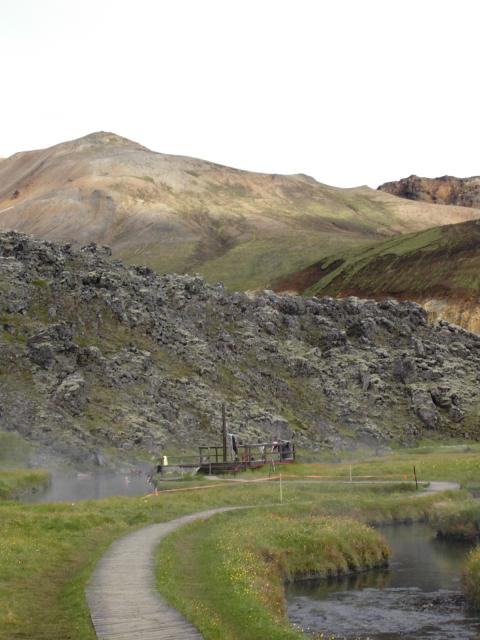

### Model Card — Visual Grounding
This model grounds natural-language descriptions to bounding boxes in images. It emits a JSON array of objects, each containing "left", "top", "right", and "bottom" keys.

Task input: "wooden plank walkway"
[{"left": 86, "top": 507, "right": 237, "bottom": 639}]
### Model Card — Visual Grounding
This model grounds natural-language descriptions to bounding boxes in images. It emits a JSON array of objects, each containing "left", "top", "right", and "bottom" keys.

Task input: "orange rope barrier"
[{"left": 143, "top": 472, "right": 413, "bottom": 498}]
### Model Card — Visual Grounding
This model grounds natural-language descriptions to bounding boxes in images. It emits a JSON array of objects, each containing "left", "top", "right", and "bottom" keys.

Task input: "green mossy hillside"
[{"left": 276, "top": 218, "right": 480, "bottom": 332}]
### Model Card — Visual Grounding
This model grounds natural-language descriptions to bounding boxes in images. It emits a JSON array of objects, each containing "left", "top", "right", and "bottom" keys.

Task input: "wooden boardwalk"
[{"left": 86, "top": 507, "right": 237, "bottom": 639}]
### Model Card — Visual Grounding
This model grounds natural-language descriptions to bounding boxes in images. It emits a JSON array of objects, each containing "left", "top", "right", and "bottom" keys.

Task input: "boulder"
[
  {"left": 410, "top": 388, "right": 439, "bottom": 429},
  {"left": 54, "top": 373, "right": 87, "bottom": 414}
]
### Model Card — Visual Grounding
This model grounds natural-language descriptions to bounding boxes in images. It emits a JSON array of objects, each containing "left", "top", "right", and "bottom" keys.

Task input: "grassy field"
[
  {"left": 0, "top": 480, "right": 447, "bottom": 640},
  {"left": 273, "top": 443, "right": 480, "bottom": 487},
  {"left": 1, "top": 445, "right": 479, "bottom": 639}
]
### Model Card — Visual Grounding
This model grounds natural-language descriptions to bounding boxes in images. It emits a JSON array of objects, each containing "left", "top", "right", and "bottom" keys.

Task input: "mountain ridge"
[{"left": 2, "top": 132, "right": 480, "bottom": 293}]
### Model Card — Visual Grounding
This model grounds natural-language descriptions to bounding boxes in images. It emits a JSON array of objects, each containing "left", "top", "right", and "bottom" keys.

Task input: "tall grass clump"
[
  {"left": 464, "top": 547, "right": 480, "bottom": 609},
  {"left": 431, "top": 499, "right": 480, "bottom": 541}
]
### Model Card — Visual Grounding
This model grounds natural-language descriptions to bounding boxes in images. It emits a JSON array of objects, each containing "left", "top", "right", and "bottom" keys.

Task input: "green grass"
[
  {"left": 464, "top": 547, "right": 480, "bottom": 608},
  {"left": 0, "top": 478, "right": 446, "bottom": 640},
  {"left": 198, "top": 233, "right": 368, "bottom": 292},
  {"left": 154, "top": 483, "right": 459, "bottom": 640},
  {"left": 157, "top": 507, "right": 388, "bottom": 640},
  {"left": 117, "top": 240, "right": 198, "bottom": 276},
  {"left": 0, "top": 484, "right": 272, "bottom": 639},
  {"left": 429, "top": 497, "right": 480, "bottom": 611},
  {"left": 122, "top": 232, "right": 368, "bottom": 292},
  {"left": 272, "top": 444, "right": 480, "bottom": 486},
  {"left": 153, "top": 445, "right": 480, "bottom": 636}
]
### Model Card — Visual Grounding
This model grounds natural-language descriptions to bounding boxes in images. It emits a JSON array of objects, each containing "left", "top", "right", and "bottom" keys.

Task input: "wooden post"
[
  {"left": 222, "top": 404, "right": 227, "bottom": 463},
  {"left": 413, "top": 465, "right": 418, "bottom": 490}
]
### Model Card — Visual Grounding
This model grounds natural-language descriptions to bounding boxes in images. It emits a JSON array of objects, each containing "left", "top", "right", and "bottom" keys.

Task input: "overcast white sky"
[{"left": 1, "top": 0, "right": 479, "bottom": 187}]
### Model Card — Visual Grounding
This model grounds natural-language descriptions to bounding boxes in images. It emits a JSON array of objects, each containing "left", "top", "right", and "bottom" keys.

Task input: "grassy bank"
[
  {"left": 464, "top": 548, "right": 480, "bottom": 609},
  {"left": 431, "top": 499, "right": 480, "bottom": 542},
  {"left": 0, "top": 468, "right": 50, "bottom": 500},
  {"left": 156, "top": 506, "right": 388, "bottom": 640},
  {"left": 430, "top": 499, "right": 480, "bottom": 610}
]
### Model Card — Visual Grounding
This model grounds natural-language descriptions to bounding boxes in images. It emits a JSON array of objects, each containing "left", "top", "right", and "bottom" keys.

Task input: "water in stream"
[{"left": 286, "top": 523, "right": 480, "bottom": 639}]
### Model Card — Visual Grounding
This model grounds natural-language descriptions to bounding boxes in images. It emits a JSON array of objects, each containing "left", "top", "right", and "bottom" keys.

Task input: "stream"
[{"left": 287, "top": 523, "right": 480, "bottom": 639}]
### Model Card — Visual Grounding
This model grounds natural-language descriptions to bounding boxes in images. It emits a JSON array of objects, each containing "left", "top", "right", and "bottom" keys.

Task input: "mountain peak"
[
  {"left": 63, "top": 131, "right": 150, "bottom": 151},
  {"left": 1, "top": 134, "right": 480, "bottom": 297}
]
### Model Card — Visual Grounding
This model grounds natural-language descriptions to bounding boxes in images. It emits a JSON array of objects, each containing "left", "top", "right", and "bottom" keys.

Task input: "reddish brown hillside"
[{"left": 277, "top": 219, "right": 480, "bottom": 333}]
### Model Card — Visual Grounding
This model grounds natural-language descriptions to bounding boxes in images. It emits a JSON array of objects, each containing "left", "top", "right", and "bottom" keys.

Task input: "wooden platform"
[{"left": 86, "top": 508, "right": 237, "bottom": 639}]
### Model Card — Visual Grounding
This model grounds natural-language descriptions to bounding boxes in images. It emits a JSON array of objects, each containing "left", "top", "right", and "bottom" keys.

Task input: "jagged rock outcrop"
[
  {"left": 1, "top": 231, "right": 480, "bottom": 466},
  {"left": 378, "top": 175, "right": 480, "bottom": 208}
]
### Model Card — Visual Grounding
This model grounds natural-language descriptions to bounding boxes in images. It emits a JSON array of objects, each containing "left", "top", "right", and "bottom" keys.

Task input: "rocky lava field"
[{"left": 1, "top": 231, "right": 480, "bottom": 465}]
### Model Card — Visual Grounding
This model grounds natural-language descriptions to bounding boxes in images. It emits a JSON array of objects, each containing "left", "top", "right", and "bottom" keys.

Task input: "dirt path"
[{"left": 415, "top": 480, "right": 460, "bottom": 497}]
